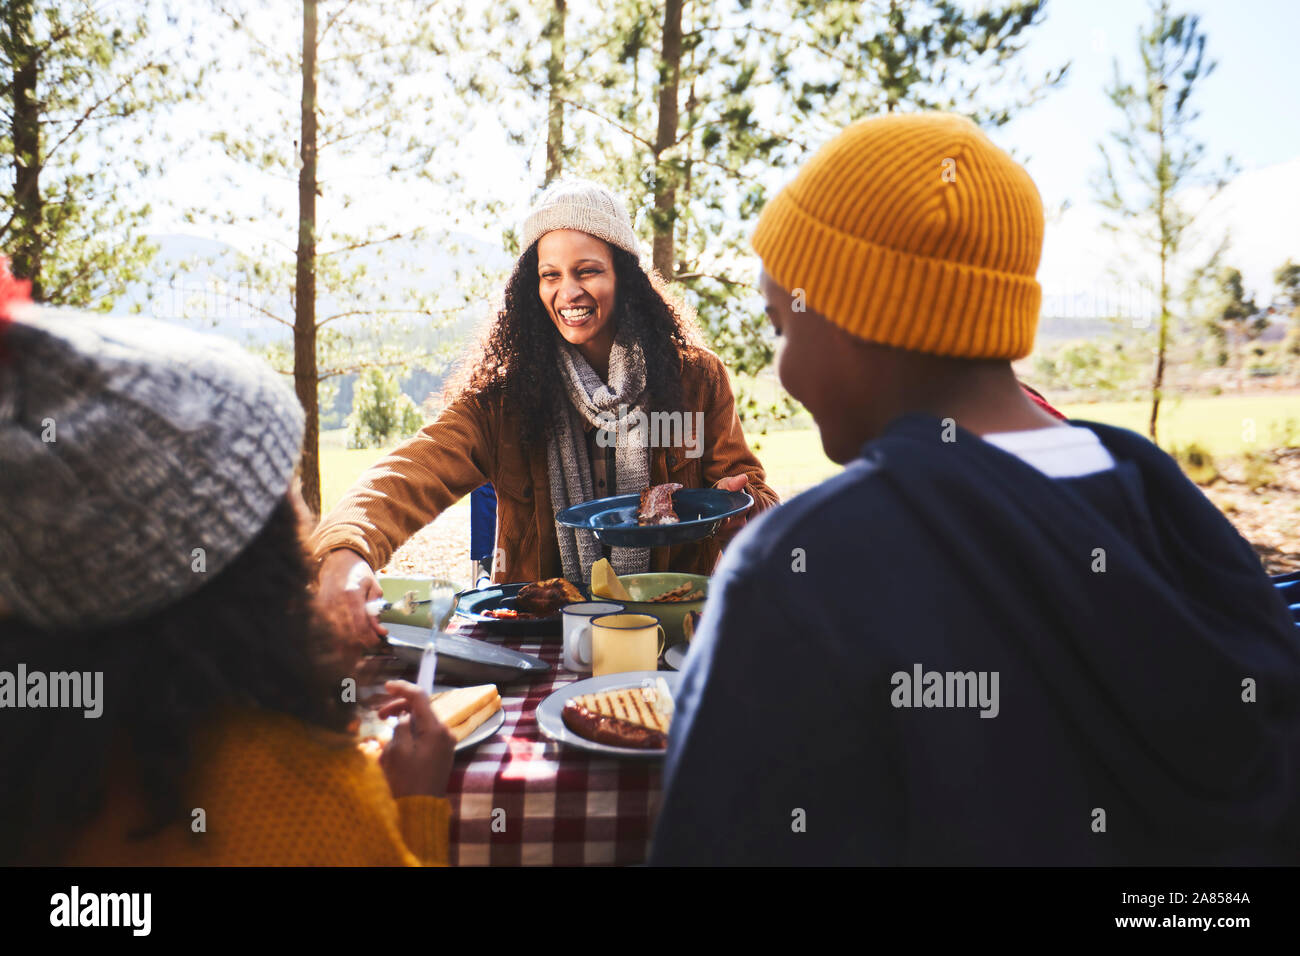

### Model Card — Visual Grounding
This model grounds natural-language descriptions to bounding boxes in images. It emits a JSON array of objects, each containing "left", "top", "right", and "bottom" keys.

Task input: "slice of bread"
[
  {"left": 447, "top": 696, "right": 501, "bottom": 742},
  {"left": 430, "top": 684, "right": 499, "bottom": 728}
]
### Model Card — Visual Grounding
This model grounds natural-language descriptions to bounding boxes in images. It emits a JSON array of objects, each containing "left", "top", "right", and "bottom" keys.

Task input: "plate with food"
[
  {"left": 453, "top": 578, "right": 587, "bottom": 636},
  {"left": 555, "top": 483, "right": 753, "bottom": 548},
  {"left": 535, "top": 671, "right": 680, "bottom": 758},
  {"left": 589, "top": 559, "right": 708, "bottom": 644},
  {"left": 358, "top": 683, "right": 506, "bottom": 755}
]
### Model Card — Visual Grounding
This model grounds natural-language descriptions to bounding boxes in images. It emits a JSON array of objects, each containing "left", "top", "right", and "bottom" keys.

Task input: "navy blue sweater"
[{"left": 649, "top": 415, "right": 1300, "bottom": 865}]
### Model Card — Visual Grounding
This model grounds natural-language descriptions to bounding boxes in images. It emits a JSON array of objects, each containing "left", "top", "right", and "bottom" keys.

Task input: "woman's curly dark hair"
[
  {"left": 0, "top": 498, "right": 355, "bottom": 865},
  {"left": 453, "top": 242, "right": 703, "bottom": 449}
]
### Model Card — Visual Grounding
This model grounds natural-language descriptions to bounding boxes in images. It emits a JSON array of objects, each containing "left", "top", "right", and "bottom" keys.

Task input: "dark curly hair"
[
  {"left": 0, "top": 498, "right": 355, "bottom": 865},
  {"left": 453, "top": 242, "right": 703, "bottom": 450}
]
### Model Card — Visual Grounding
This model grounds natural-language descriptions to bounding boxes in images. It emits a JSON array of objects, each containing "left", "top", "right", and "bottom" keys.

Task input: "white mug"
[{"left": 561, "top": 602, "right": 625, "bottom": 674}]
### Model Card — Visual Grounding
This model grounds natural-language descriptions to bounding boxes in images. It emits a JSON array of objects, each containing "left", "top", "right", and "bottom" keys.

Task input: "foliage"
[
  {"left": 1276, "top": 259, "right": 1300, "bottom": 356},
  {"left": 1241, "top": 449, "right": 1276, "bottom": 493},
  {"left": 432, "top": 0, "right": 1065, "bottom": 423},
  {"left": 777, "top": 0, "right": 1067, "bottom": 131},
  {"left": 1030, "top": 329, "right": 1152, "bottom": 397},
  {"left": 1094, "top": 0, "right": 1231, "bottom": 441},
  {"left": 179, "top": 0, "right": 489, "bottom": 511},
  {"left": 346, "top": 366, "right": 426, "bottom": 449},
  {"left": 0, "top": 1, "right": 201, "bottom": 306},
  {"left": 1170, "top": 442, "right": 1217, "bottom": 485},
  {"left": 1269, "top": 417, "right": 1300, "bottom": 449}
]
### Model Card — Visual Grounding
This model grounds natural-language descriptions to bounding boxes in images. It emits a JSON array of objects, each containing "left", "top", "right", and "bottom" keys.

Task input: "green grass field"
[
  {"left": 1058, "top": 394, "right": 1300, "bottom": 455},
  {"left": 319, "top": 393, "right": 1300, "bottom": 512}
]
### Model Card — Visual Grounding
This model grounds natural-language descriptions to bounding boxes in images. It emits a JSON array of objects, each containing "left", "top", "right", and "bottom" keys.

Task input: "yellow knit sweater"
[{"left": 64, "top": 710, "right": 450, "bottom": 866}]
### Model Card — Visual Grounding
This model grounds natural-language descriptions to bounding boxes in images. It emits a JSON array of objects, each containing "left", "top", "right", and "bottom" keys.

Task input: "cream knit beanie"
[{"left": 520, "top": 179, "right": 641, "bottom": 258}]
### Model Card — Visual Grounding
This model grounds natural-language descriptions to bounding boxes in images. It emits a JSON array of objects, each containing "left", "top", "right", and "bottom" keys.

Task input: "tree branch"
[
  {"left": 317, "top": 305, "right": 460, "bottom": 328},
  {"left": 43, "top": 66, "right": 164, "bottom": 163},
  {"left": 318, "top": 0, "right": 359, "bottom": 43},
  {"left": 673, "top": 270, "right": 747, "bottom": 287},
  {"left": 316, "top": 232, "right": 406, "bottom": 259},
  {"left": 552, "top": 95, "right": 656, "bottom": 152}
]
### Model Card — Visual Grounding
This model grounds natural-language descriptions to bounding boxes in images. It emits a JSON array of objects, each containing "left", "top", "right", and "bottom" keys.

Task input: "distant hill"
[
  {"left": 116, "top": 230, "right": 512, "bottom": 347},
  {"left": 115, "top": 230, "right": 513, "bottom": 418}
]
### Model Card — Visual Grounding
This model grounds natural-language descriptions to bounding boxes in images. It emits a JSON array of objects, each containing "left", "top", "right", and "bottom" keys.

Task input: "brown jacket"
[{"left": 310, "top": 347, "right": 780, "bottom": 582}]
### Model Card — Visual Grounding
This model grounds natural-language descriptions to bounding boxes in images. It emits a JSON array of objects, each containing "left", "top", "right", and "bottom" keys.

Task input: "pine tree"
[
  {"left": 196, "top": 1, "right": 473, "bottom": 514},
  {"left": 776, "top": 0, "right": 1067, "bottom": 134},
  {"left": 431, "top": 1, "right": 1066, "bottom": 422},
  {"left": 1273, "top": 260, "right": 1300, "bottom": 357},
  {"left": 1, "top": 1, "right": 196, "bottom": 305},
  {"left": 1210, "top": 267, "right": 1261, "bottom": 389},
  {"left": 1095, "top": 0, "right": 1231, "bottom": 441},
  {"left": 565, "top": 0, "right": 1067, "bottom": 414}
]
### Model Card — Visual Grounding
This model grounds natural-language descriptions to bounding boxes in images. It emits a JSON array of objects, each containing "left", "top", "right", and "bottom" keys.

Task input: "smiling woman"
[
  {"left": 311, "top": 180, "right": 780, "bottom": 648},
  {"left": 538, "top": 230, "right": 618, "bottom": 375}
]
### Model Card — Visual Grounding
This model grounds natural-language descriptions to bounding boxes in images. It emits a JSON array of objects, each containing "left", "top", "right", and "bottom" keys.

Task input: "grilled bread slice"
[{"left": 562, "top": 684, "right": 672, "bottom": 750}]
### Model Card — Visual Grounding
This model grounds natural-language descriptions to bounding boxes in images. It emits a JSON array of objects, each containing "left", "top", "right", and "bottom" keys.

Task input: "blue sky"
[{"left": 1001, "top": 0, "right": 1300, "bottom": 210}]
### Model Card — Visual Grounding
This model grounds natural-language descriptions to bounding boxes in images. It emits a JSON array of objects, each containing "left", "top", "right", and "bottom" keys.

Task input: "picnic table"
[{"left": 441, "top": 624, "right": 666, "bottom": 866}]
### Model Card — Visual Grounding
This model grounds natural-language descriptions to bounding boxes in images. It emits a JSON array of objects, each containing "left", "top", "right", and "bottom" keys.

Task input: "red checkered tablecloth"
[{"left": 443, "top": 627, "right": 665, "bottom": 866}]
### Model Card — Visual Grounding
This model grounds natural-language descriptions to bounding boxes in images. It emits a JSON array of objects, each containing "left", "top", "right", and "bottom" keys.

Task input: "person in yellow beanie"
[{"left": 651, "top": 113, "right": 1300, "bottom": 866}]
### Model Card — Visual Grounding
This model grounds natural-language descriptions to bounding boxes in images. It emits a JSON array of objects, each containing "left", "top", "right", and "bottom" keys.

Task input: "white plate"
[
  {"left": 535, "top": 671, "right": 680, "bottom": 759},
  {"left": 664, "top": 643, "right": 689, "bottom": 671},
  {"left": 358, "top": 684, "right": 506, "bottom": 752}
]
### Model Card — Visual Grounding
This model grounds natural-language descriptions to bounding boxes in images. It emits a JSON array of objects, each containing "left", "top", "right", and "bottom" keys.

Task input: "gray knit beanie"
[
  {"left": 0, "top": 308, "right": 305, "bottom": 630},
  {"left": 520, "top": 179, "right": 642, "bottom": 258}
]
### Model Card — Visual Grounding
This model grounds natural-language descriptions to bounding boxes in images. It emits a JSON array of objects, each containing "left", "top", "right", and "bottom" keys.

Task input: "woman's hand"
[
  {"left": 376, "top": 680, "right": 457, "bottom": 799},
  {"left": 713, "top": 473, "right": 752, "bottom": 548},
  {"left": 316, "top": 548, "right": 388, "bottom": 651}
]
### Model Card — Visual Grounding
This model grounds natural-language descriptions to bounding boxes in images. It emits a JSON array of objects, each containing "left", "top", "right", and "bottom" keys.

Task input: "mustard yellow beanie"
[{"left": 752, "top": 112, "right": 1044, "bottom": 359}]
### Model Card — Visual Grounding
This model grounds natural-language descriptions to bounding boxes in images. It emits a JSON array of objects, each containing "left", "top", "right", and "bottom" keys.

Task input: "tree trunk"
[
  {"left": 1150, "top": 260, "right": 1168, "bottom": 442},
  {"left": 1149, "top": 83, "right": 1168, "bottom": 443},
  {"left": 296, "top": 0, "right": 321, "bottom": 515},
  {"left": 9, "top": 0, "right": 43, "bottom": 301},
  {"left": 544, "top": 0, "right": 566, "bottom": 185},
  {"left": 651, "top": 0, "right": 683, "bottom": 278}
]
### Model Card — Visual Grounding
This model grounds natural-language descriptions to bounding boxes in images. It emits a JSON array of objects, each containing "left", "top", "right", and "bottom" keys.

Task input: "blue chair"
[
  {"left": 1271, "top": 572, "right": 1300, "bottom": 625},
  {"left": 470, "top": 484, "right": 498, "bottom": 587}
]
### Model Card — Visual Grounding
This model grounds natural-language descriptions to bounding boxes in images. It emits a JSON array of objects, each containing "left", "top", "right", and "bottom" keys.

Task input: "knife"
[
  {"left": 383, "top": 623, "right": 549, "bottom": 684},
  {"left": 417, "top": 634, "right": 438, "bottom": 695}
]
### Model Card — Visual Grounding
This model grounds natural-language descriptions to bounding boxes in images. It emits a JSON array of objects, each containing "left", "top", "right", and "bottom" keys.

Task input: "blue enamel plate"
[
  {"left": 555, "top": 488, "right": 754, "bottom": 548},
  {"left": 452, "top": 581, "right": 590, "bottom": 637}
]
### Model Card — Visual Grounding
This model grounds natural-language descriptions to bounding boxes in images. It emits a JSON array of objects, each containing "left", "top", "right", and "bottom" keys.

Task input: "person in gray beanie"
[
  {"left": 0, "top": 309, "right": 305, "bottom": 628},
  {"left": 313, "top": 178, "right": 780, "bottom": 646},
  {"left": 0, "top": 295, "right": 456, "bottom": 865}
]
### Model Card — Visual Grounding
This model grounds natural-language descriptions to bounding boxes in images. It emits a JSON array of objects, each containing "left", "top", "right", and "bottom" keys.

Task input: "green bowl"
[
  {"left": 377, "top": 575, "right": 463, "bottom": 630},
  {"left": 601, "top": 572, "right": 709, "bottom": 645}
]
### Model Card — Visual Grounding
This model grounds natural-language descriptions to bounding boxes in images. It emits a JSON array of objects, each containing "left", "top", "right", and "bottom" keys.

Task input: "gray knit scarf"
[{"left": 546, "top": 330, "right": 652, "bottom": 583}]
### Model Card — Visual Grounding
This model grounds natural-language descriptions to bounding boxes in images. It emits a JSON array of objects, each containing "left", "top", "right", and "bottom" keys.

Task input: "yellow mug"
[{"left": 590, "top": 613, "right": 666, "bottom": 676}]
